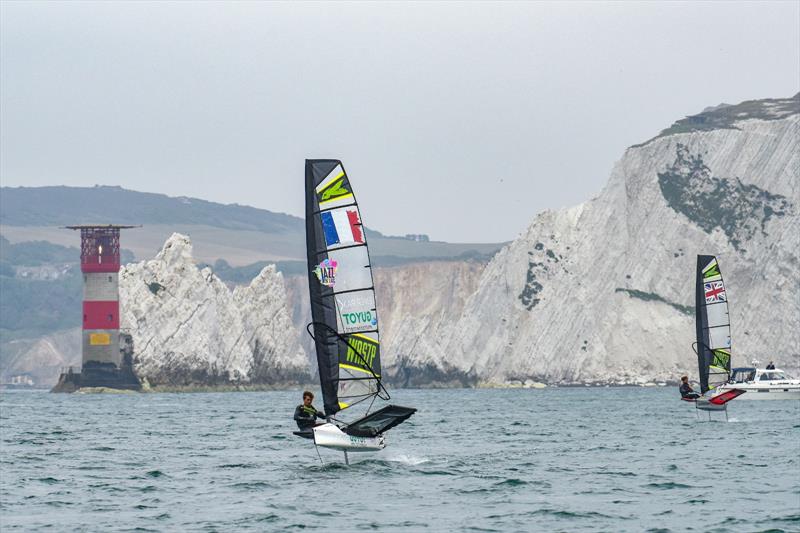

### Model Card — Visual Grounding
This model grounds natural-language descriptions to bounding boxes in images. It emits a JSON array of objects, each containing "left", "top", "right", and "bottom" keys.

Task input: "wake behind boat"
[{"left": 295, "top": 159, "right": 416, "bottom": 462}]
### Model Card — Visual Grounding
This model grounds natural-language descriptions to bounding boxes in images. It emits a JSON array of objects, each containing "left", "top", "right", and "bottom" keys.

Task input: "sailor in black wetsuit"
[
  {"left": 294, "top": 391, "right": 326, "bottom": 431},
  {"left": 679, "top": 375, "right": 700, "bottom": 399}
]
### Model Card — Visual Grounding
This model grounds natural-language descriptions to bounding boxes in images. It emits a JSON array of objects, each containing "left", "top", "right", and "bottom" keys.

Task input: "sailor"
[
  {"left": 294, "top": 391, "right": 326, "bottom": 431},
  {"left": 679, "top": 376, "right": 700, "bottom": 399}
]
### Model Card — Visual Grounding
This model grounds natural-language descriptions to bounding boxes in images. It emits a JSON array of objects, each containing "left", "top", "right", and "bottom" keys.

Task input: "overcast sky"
[{"left": 1, "top": 1, "right": 798, "bottom": 242}]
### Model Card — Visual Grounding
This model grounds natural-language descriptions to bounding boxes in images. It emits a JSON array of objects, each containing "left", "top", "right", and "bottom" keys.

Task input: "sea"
[{"left": 1, "top": 387, "right": 798, "bottom": 532}]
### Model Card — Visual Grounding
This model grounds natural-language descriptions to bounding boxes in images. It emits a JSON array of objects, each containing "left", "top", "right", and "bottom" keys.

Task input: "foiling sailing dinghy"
[
  {"left": 294, "top": 159, "right": 416, "bottom": 463},
  {"left": 686, "top": 255, "right": 745, "bottom": 419}
]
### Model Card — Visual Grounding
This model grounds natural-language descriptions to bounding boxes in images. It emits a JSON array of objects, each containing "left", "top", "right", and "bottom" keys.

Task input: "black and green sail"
[
  {"left": 695, "top": 255, "right": 732, "bottom": 394},
  {"left": 305, "top": 160, "right": 383, "bottom": 417}
]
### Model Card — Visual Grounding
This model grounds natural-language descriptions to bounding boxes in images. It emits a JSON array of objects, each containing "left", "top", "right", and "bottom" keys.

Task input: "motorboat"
[{"left": 716, "top": 362, "right": 800, "bottom": 400}]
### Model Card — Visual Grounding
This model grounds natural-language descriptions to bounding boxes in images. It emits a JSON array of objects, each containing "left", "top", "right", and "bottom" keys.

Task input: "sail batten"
[
  {"left": 306, "top": 160, "right": 382, "bottom": 417},
  {"left": 695, "top": 255, "right": 732, "bottom": 394}
]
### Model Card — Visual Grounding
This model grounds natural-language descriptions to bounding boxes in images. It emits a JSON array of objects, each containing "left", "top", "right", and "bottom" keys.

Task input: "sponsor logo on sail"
[
  {"left": 318, "top": 174, "right": 352, "bottom": 203},
  {"left": 336, "top": 294, "right": 373, "bottom": 309},
  {"left": 313, "top": 258, "right": 338, "bottom": 287},
  {"left": 711, "top": 349, "right": 730, "bottom": 369},
  {"left": 703, "top": 261, "right": 720, "bottom": 279},
  {"left": 337, "top": 294, "right": 377, "bottom": 332},
  {"left": 344, "top": 335, "right": 378, "bottom": 370},
  {"left": 342, "top": 310, "right": 378, "bottom": 330}
]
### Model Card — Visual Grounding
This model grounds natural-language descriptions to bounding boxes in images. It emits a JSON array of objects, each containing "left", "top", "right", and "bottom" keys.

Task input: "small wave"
[
  {"left": 230, "top": 481, "right": 274, "bottom": 490},
  {"left": 36, "top": 477, "right": 60, "bottom": 484},
  {"left": 308, "top": 462, "right": 349, "bottom": 472},
  {"left": 88, "top": 484, "right": 125, "bottom": 493},
  {"left": 146, "top": 470, "right": 166, "bottom": 478},
  {"left": 528, "top": 508, "right": 618, "bottom": 520},
  {"left": 44, "top": 500, "right": 74, "bottom": 507},
  {"left": 414, "top": 469, "right": 457, "bottom": 476},
  {"left": 493, "top": 478, "right": 528, "bottom": 487},
  {"left": 597, "top": 470, "right": 636, "bottom": 477},
  {"left": 645, "top": 482, "right": 691, "bottom": 490},
  {"left": 457, "top": 487, "right": 491, "bottom": 495},
  {"left": 218, "top": 463, "right": 255, "bottom": 469},
  {"left": 15, "top": 454, "right": 45, "bottom": 462},
  {"left": 307, "top": 510, "right": 336, "bottom": 517}
]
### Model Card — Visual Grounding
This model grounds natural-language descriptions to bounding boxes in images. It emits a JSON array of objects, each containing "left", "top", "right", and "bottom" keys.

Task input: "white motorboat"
[{"left": 716, "top": 363, "right": 800, "bottom": 400}]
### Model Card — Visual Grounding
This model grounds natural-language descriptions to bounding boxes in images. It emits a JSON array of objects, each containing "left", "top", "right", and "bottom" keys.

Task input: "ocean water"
[{"left": 1, "top": 387, "right": 798, "bottom": 532}]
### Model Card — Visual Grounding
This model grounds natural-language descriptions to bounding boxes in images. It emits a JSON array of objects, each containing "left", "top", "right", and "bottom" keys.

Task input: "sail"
[
  {"left": 695, "top": 255, "right": 732, "bottom": 394},
  {"left": 305, "top": 160, "right": 382, "bottom": 417}
]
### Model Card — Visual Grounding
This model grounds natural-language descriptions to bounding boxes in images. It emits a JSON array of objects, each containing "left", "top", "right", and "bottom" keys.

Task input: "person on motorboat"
[
  {"left": 766, "top": 361, "right": 776, "bottom": 370},
  {"left": 680, "top": 376, "right": 700, "bottom": 399},
  {"left": 294, "top": 391, "right": 326, "bottom": 431}
]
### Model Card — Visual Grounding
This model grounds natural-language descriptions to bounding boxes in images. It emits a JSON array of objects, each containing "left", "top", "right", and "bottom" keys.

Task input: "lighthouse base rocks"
[{"left": 50, "top": 333, "right": 141, "bottom": 393}]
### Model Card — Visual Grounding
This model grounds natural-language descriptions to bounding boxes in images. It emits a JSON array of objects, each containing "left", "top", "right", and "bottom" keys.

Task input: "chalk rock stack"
[{"left": 119, "top": 233, "right": 307, "bottom": 386}]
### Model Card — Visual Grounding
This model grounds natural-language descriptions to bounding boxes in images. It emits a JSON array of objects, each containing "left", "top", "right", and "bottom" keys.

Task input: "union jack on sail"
[{"left": 704, "top": 281, "right": 726, "bottom": 303}]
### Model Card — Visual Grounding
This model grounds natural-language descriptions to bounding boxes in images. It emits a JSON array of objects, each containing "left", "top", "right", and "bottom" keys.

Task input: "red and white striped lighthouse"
[
  {"left": 52, "top": 224, "right": 140, "bottom": 392},
  {"left": 66, "top": 225, "right": 135, "bottom": 374}
]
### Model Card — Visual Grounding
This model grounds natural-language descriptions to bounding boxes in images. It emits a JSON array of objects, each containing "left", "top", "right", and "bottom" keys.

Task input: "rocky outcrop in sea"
[{"left": 119, "top": 233, "right": 308, "bottom": 386}]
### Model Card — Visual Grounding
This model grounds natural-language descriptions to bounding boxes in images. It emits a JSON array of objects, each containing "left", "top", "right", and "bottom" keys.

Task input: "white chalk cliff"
[
  {"left": 383, "top": 95, "right": 800, "bottom": 385},
  {"left": 119, "top": 233, "right": 307, "bottom": 385},
  {"left": 116, "top": 96, "right": 799, "bottom": 388}
]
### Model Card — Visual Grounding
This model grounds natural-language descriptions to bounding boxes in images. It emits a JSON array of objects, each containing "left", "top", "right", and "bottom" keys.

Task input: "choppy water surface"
[{"left": 1, "top": 388, "right": 798, "bottom": 531}]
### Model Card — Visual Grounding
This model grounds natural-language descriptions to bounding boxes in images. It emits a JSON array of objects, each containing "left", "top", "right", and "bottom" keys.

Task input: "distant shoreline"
[{"left": 1, "top": 382, "right": 683, "bottom": 393}]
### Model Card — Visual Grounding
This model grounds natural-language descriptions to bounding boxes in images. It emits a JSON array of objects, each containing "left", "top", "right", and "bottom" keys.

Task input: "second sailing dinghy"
[
  {"left": 689, "top": 255, "right": 745, "bottom": 416},
  {"left": 296, "top": 159, "right": 416, "bottom": 458}
]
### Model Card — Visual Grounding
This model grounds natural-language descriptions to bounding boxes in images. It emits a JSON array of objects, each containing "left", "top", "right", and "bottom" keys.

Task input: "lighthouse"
[{"left": 52, "top": 224, "right": 140, "bottom": 392}]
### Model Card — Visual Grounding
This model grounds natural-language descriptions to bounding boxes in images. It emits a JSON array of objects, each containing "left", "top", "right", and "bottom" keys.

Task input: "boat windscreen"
[
  {"left": 305, "top": 160, "right": 383, "bottom": 417},
  {"left": 695, "top": 255, "right": 732, "bottom": 394}
]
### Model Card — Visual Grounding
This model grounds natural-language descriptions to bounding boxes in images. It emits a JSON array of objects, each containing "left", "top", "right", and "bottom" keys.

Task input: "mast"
[
  {"left": 695, "top": 255, "right": 732, "bottom": 394},
  {"left": 305, "top": 160, "right": 383, "bottom": 417}
]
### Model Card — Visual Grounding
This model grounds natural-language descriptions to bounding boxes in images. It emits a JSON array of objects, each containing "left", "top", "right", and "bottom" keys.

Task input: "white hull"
[
  {"left": 312, "top": 423, "right": 385, "bottom": 451},
  {"left": 717, "top": 385, "right": 800, "bottom": 400}
]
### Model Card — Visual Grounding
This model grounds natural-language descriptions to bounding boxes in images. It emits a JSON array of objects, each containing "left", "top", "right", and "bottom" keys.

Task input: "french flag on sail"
[{"left": 321, "top": 208, "right": 364, "bottom": 247}]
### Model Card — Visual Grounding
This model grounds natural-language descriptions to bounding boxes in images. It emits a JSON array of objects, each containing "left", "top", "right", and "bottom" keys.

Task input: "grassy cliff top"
[{"left": 636, "top": 93, "right": 799, "bottom": 147}]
